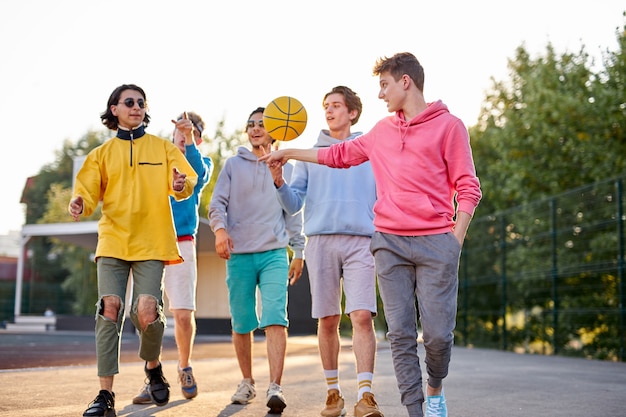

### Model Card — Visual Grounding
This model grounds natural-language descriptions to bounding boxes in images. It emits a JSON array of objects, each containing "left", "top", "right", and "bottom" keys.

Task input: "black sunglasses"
[
  {"left": 247, "top": 120, "right": 264, "bottom": 129},
  {"left": 118, "top": 98, "right": 146, "bottom": 109}
]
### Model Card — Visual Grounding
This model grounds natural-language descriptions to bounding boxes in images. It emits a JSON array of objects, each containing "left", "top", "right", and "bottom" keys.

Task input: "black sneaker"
[
  {"left": 83, "top": 390, "right": 116, "bottom": 417},
  {"left": 145, "top": 362, "right": 170, "bottom": 406}
]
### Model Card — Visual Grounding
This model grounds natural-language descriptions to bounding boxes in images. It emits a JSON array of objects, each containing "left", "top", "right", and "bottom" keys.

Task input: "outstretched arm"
[{"left": 259, "top": 148, "right": 320, "bottom": 166}]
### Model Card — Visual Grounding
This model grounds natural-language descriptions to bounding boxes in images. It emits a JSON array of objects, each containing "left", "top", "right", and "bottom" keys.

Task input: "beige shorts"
[
  {"left": 163, "top": 239, "right": 197, "bottom": 311},
  {"left": 305, "top": 234, "right": 377, "bottom": 319}
]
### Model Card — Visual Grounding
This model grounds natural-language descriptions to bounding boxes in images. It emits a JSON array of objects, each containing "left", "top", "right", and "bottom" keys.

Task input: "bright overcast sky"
[{"left": 0, "top": 0, "right": 623, "bottom": 235}]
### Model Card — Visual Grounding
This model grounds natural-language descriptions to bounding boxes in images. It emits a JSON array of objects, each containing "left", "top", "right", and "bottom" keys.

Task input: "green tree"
[
  {"left": 470, "top": 21, "right": 626, "bottom": 213},
  {"left": 18, "top": 130, "right": 107, "bottom": 315},
  {"left": 461, "top": 18, "right": 626, "bottom": 359},
  {"left": 41, "top": 183, "right": 99, "bottom": 315},
  {"left": 199, "top": 119, "right": 247, "bottom": 218}
]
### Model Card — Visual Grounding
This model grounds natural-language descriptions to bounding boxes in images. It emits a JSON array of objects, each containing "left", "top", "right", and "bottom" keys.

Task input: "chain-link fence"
[{"left": 458, "top": 176, "right": 626, "bottom": 361}]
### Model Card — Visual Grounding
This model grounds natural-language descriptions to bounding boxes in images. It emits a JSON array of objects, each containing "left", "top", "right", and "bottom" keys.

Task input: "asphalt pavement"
[{"left": 0, "top": 331, "right": 625, "bottom": 416}]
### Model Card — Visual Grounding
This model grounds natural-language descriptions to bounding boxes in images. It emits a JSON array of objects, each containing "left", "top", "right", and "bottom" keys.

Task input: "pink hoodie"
[{"left": 317, "top": 100, "right": 481, "bottom": 236}]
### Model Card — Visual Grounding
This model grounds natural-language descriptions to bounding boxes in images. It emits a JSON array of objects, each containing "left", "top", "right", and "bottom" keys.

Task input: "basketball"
[{"left": 263, "top": 96, "right": 308, "bottom": 141}]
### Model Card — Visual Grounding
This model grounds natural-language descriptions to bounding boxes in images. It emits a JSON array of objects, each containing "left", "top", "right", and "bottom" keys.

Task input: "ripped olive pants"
[{"left": 94, "top": 257, "right": 166, "bottom": 376}]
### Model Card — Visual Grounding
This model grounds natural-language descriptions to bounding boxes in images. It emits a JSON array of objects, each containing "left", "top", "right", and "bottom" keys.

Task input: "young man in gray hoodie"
[{"left": 208, "top": 107, "right": 305, "bottom": 414}]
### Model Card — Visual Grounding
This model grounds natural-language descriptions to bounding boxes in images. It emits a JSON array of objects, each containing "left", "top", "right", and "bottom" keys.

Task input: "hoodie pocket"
[{"left": 374, "top": 192, "right": 448, "bottom": 231}]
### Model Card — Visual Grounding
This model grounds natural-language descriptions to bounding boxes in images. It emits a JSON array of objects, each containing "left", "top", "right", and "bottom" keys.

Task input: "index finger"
[{"left": 259, "top": 151, "right": 272, "bottom": 162}]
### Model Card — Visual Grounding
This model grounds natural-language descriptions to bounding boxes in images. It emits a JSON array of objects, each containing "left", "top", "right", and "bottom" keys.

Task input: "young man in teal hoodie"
[
  {"left": 271, "top": 86, "right": 382, "bottom": 417},
  {"left": 260, "top": 53, "right": 482, "bottom": 417},
  {"left": 209, "top": 107, "right": 305, "bottom": 414}
]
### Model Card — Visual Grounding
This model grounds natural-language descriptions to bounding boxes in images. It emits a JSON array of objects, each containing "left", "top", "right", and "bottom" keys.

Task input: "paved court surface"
[{"left": 1, "top": 331, "right": 625, "bottom": 416}]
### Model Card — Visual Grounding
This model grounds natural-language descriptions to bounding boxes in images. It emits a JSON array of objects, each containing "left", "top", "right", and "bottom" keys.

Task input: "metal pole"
[
  {"left": 550, "top": 198, "right": 559, "bottom": 355},
  {"left": 501, "top": 215, "right": 507, "bottom": 350},
  {"left": 14, "top": 235, "right": 31, "bottom": 318},
  {"left": 616, "top": 179, "right": 625, "bottom": 362}
]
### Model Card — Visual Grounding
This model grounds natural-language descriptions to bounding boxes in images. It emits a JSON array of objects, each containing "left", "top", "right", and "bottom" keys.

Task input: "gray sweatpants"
[{"left": 371, "top": 231, "right": 461, "bottom": 417}]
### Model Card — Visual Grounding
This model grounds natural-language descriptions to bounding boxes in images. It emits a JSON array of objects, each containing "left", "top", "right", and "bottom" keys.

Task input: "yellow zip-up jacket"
[{"left": 73, "top": 132, "right": 198, "bottom": 264}]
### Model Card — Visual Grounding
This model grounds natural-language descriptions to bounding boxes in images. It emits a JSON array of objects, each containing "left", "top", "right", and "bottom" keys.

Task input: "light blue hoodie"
[
  {"left": 276, "top": 130, "right": 376, "bottom": 237},
  {"left": 209, "top": 146, "right": 304, "bottom": 257}
]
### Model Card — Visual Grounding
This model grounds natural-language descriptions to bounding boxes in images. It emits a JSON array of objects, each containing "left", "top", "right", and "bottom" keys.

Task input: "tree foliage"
[
  {"left": 470, "top": 20, "right": 626, "bottom": 214},
  {"left": 460, "top": 17, "right": 626, "bottom": 360},
  {"left": 16, "top": 131, "right": 108, "bottom": 315},
  {"left": 199, "top": 119, "right": 247, "bottom": 219}
]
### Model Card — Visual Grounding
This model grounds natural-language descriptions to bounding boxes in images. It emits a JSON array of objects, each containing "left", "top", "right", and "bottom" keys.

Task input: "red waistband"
[{"left": 177, "top": 235, "right": 194, "bottom": 242}]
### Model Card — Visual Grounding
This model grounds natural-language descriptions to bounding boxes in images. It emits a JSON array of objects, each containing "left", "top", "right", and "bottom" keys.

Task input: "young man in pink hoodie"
[{"left": 260, "top": 52, "right": 482, "bottom": 417}]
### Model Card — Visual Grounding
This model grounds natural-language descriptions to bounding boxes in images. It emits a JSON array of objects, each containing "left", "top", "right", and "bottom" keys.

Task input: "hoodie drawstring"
[{"left": 398, "top": 123, "right": 409, "bottom": 151}]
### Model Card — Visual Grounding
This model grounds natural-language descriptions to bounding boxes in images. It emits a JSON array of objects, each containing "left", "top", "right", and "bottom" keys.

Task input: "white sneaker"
[
  {"left": 231, "top": 379, "right": 256, "bottom": 404},
  {"left": 266, "top": 382, "right": 287, "bottom": 414}
]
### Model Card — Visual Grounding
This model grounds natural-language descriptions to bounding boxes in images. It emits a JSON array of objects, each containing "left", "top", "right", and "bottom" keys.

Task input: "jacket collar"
[{"left": 116, "top": 124, "right": 145, "bottom": 140}]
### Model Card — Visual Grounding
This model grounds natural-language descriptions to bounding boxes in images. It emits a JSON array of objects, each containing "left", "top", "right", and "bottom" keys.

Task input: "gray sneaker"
[
  {"left": 231, "top": 378, "right": 256, "bottom": 404},
  {"left": 178, "top": 366, "right": 198, "bottom": 399},
  {"left": 131, "top": 384, "right": 151, "bottom": 405}
]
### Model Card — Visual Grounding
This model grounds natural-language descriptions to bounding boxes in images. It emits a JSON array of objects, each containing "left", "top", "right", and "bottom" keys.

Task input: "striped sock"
[
  {"left": 357, "top": 372, "right": 374, "bottom": 400},
  {"left": 324, "top": 369, "right": 340, "bottom": 392}
]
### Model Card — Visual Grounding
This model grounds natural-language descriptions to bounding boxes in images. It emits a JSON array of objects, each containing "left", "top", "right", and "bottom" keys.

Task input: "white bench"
[{"left": 5, "top": 315, "right": 57, "bottom": 332}]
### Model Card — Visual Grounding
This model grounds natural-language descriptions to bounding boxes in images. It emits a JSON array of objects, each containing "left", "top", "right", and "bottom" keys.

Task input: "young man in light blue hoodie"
[
  {"left": 271, "top": 86, "right": 382, "bottom": 417},
  {"left": 208, "top": 107, "right": 305, "bottom": 414}
]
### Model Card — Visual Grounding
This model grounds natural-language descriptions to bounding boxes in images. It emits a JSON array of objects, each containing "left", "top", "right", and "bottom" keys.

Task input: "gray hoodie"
[{"left": 208, "top": 146, "right": 304, "bottom": 257}]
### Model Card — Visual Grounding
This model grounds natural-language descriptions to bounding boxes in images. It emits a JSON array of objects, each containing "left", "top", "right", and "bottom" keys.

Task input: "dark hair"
[
  {"left": 248, "top": 106, "right": 265, "bottom": 120},
  {"left": 373, "top": 52, "right": 425, "bottom": 92},
  {"left": 100, "top": 84, "right": 151, "bottom": 130},
  {"left": 323, "top": 86, "right": 363, "bottom": 126},
  {"left": 247, "top": 106, "right": 275, "bottom": 143},
  {"left": 176, "top": 111, "right": 205, "bottom": 136}
]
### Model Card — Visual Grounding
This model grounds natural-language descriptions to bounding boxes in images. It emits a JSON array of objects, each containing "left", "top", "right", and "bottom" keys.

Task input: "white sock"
[
  {"left": 357, "top": 372, "right": 374, "bottom": 400},
  {"left": 324, "top": 369, "right": 340, "bottom": 392}
]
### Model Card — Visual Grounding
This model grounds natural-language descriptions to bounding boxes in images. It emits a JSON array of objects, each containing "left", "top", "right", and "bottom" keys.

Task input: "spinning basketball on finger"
[
  {"left": 263, "top": 96, "right": 308, "bottom": 141},
  {"left": 261, "top": 96, "right": 308, "bottom": 174}
]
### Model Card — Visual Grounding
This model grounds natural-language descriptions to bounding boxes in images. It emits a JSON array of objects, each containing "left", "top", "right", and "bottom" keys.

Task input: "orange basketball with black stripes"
[{"left": 263, "top": 96, "right": 308, "bottom": 141}]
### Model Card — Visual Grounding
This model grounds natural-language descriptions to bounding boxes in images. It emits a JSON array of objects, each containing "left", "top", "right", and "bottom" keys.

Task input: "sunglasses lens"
[
  {"left": 121, "top": 98, "right": 145, "bottom": 108},
  {"left": 247, "top": 120, "right": 264, "bottom": 129}
]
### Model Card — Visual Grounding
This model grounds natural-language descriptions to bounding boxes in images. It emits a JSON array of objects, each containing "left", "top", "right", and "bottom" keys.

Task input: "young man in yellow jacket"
[{"left": 69, "top": 84, "right": 198, "bottom": 417}]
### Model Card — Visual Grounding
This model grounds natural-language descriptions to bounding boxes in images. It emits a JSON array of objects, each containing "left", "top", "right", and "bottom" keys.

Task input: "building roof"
[{"left": 20, "top": 219, "right": 216, "bottom": 253}]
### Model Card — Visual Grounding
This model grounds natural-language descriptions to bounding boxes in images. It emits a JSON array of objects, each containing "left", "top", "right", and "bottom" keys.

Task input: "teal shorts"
[{"left": 226, "top": 248, "right": 289, "bottom": 334}]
